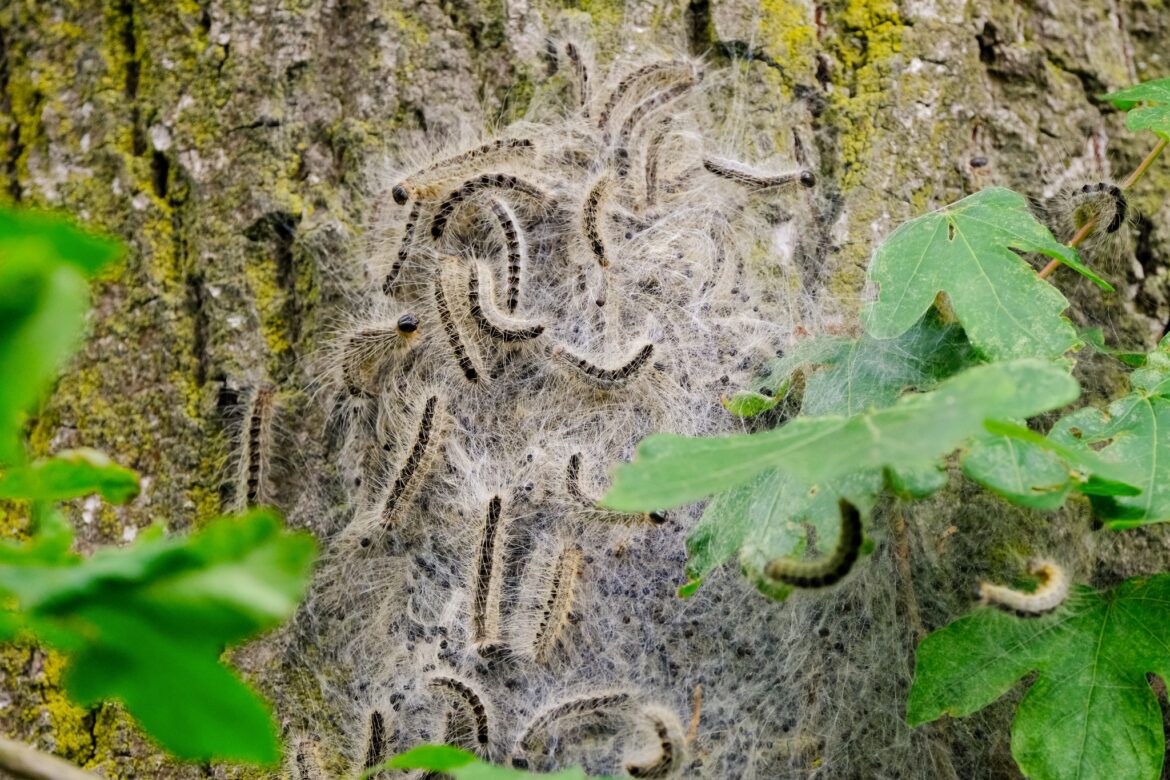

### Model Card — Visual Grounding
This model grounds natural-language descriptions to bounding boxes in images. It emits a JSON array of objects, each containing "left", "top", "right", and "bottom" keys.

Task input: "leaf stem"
[
  {"left": 0, "top": 737, "right": 101, "bottom": 780},
  {"left": 1038, "top": 137, "right": 1168, "bottom": 280}
]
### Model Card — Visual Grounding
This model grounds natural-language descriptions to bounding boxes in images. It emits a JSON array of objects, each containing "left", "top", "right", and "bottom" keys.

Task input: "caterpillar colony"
[{"left": 282, "top": 39, "right": 857, "bottom": 779}]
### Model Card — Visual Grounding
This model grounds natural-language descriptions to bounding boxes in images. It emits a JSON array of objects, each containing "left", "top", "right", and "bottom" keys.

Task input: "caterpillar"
[
  {"left": 235, "top": 383, "right": 277, "bottom": 511},
  {"left": 582, "top": 173, "right": 613, "bottom": 267},
  {"left": 362, "top": 710, "right": 387, "bottom": 771},
  {"left": 288, "top": 734, "right": 324, "bottom": 780},
  {"left": 564, "top": 41, "right": 589, "bottom": 109},
  {"left": 551, "top": 341, "right": 655, "bottom": 388},
  {"left": 391, "top": 138, "right": 535, "bottom": 205},
  {"left": 765, "top": 499, "right": 862, "bottom": 588},
  {"left": 514, "top": 691, "right": 633, "bottom": 760},
  {"left": 487, "top": 196, "right": 526, "bottom": 312},
  {"left": 625, "top": 707, "right": 684, "bottom": 779},
  {"left": 977, "top": 559, "right": 1069, "bottom": 616},
  {"left": 383, "top": 201, "right": 423, "bottom": 295},
  {"left": 612, "top": 80, "right": 698, "bottom": 176},
  {"left": 471, "top": 496, "right": 507, "bottom": 648},
  {"left": 643, "top": 126, "right": 668, "bottom": 209},
  {"left": 702, "top": 156, "right": 816, "bottom": 191},
  {"left": 340, "top": 321, "right": 418, "bottom": 396},
  {"left": 530, "top": 543, "right": 584, "bottom": 663},
  {"left": 378, "top": 394, "right": 444, "bottom": 531},
  {"left": 1068, "top": 181, "right": 1128, "bottom": 233},
  {"left": 566, "top": 452, "right": 665, "bottom": 524},
  {"left": 596, "top": 60, "right": 694, "bottom": 132},
  {"left": 430, "top": 172, "right": 550, "bottom": 240},
  {"left": 467, "top": 261, "right": 545, "bottom": 342},
  {"left": 428, "top": 675, "right": 491, "bottom": 754},
  {"left": 434, "top": 275, "right": 480, "bottom": 381}
]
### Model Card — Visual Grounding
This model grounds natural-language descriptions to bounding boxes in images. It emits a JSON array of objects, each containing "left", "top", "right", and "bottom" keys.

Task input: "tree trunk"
[{"left": 1, "top": 0, "right": 1168, "bottom": 778}]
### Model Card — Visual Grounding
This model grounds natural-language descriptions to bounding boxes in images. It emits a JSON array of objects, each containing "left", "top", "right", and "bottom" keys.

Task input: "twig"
[
  {"left": 686, "top": 683, "right": 702, "bottom": 744},
  {"left": 0, "top": 737, "right": 101, "bottom": 780}
]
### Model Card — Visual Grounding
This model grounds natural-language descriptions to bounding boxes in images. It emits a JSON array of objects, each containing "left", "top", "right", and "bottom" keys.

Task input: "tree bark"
[{"left": 0, "top": 0, "right": 1168, "bottom": 777}]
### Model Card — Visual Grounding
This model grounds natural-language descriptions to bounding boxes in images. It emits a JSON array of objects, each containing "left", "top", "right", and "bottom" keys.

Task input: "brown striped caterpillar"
[
  {"left": 470, "top": 496, "right": 507, "bottom": 648},
  {"left": 567, "top": 452, "right": 665, "bottom": 524},
  {"left": 596, "top": 60, "right": 694, "bottom": 132},
  {"left": 430, "top": 173, "right": 550, "bottom": 240},
  {"left": 1067, "top": 181, "right": 1128, "bottom": 234},
  {"left": 642, "top": 126, "right": 669, "bottom": 209},
  {"left": 234, "top": 383, "right": 278, "bottom": 511},
  {"left": 551, "top": 341, "right": 654, "bottom": 388},
  {"left": 582, "top": 173, "right": 613, "bottom": 267},
  {"left": 383, "top": 201, "right": 423, "bottom": 295},
  {"left": 625, "top": 707, "right": 684, "bottom": 779},
  {"left": 525, "top": 543, "right": 584, "bottom": 663},
  {"left": 486, "top": 196, "right": 526, "bottom": 312},
  {"left": 378, "top": 394, "right": 445, "bottom": 533},
  {"left": 513, "top": 690, "right": 634, "bottom": 761},
  {"left": 340, "top": 321, "right": 418, "bottom": 397},
  {"left": 428, "top": 675, "right": 491, "bottom": 755},
  {"left": 391, "top": 138, "right": 535, "bottom": 205},
  {"left": 977, "top": 559, "right": 1069, "bottom": 617},
  {"left": 467, "top": 261, "right": 545, "bottom": 342},
  {"left": 765, "top": 500, "right": 862, "bottom": 588},
  {"left": 612, "top": 78, "right": 698, "bottom": 175},
  {"left": 434, "top": 275, "right": 481, "bottom": 381},
  {"left": 702, "top": 156, "right": 816, "bottom": 191},
  {"left": 287, "top": 733, "right": 324, "bottom": 780},
  {"left": 362, "top": 710, "right": 387, "bottom": 771},
  {"left": 563, "top": 41, "right": 589, "bottom": 109}
]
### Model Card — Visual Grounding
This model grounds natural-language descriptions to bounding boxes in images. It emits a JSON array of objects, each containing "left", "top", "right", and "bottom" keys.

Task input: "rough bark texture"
[{"left": 1, "top": 0, "right": 1169, "bottom": 778}]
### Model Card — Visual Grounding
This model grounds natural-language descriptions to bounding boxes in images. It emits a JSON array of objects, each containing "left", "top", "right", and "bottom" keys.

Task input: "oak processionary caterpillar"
[
  {"left": 514, "top": 690, "right": 633, "bottom": 761},
  {"left": 582, "top": 173, "right": 614, "bottom": 267},
  {"left": 626, "top": 707, "right": 685, "bottom": 779},
  {"left": 378, "top": 394, "right": 444, "bottom": 533},
  {"left": 702, "top": 156, "right": 816, "bottom": 191},
  {"left": 235, "top": 383, "right": 277, "bottom": 511},
  {"left": 434, "top": 275, "right": 481, "bottom": 381},
  {"left": 551, "top": 341, "right": 655, "bottom": 388},
  {"left": 467, "top": 261, "right": 545, "bottom": 342},
  {"left": 529, "top": 543, "right": 584, "bottom": 663},
  {"left": 429, "top": 674, "right": 491, "bottom": 753},
  {"left": 765, "top": 500, "right": 862, "bottom": 588},
  {"left": 362, "top": 710, "right": 387, "bottom": 771},
  {"left": 391, "top": 138, "right": 535, "bottom": 205},
  {"left": 487, "top": 196, "right": 527, "bottom": 312},
  {"left": 977, "top": 559, "right": 1069, "bottom": 616},
  {"left": 430, "top": 172, "right": 549, "bottom": 240},
  {"left": 471, "top": 496, "right": 507, "bottom": 648}
]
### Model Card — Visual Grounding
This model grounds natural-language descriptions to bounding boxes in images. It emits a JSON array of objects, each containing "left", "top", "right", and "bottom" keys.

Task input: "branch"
[{"left": 0, "top": 737, "right": 101, "bottom": 780}]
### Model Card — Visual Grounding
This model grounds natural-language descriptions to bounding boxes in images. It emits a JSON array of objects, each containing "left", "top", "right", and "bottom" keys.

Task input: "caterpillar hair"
[
  {"left": 626, "top": 707, "right": 685, "bottom": 779},
  {"left": 383, "top": 201, "right": 423, "bottom": 294},
  {"left": 643, "top": 126, "right": 668, "bottom": 209},
  {"left": 430, "top": 172, "right": 550, "bottom": 240},
  {"left": 596, "top": 60, "right": 694, "bottom": 132},
  {"left": 582, "top": 173, "right": 613, "bottom": 267},
  {"left": 564, "top": 41, "right": 589, "bottom": 109},
  {"left": 434, "top": 275, "right": 480, "bottom": 381},
  {"left": 514, "top": 691, "right": 634, "bottom": 757},
  {"left": 428, "top": 675, "right": 491, "bottom": 754},
  {"left": 340, "top": 323, "right": 418, "bottom": 396},
  {"left": 530, "top": 543, "right": 584, "bottom": 663},
  {"left": 765, "top": 499, "right": 862, "bottom": 588},
  {"left": 567, "top": 452, "right": 666, "bottom": 524},
  {"left": 1068, "top": 181, "right": 1127, "bottom": 233},
  {"left": 487, "top": 196, "right": 526, "bottom": 312},
  {"left": 612, "top": 79, "right": 698, "bottom": 175},
  {"left": 977, "top": 559, "right": 1069, "bottom": 617},
  {"left": 379, "top": 394, "right": 445, "bottom": 531},
  {"left": 467, "top": 261, "right": 545, "bottom": 342},
  {"left": 288, "top": 734, "right": 324, "bottom": 780},
  {"left": 235, "top": 383, "right": 277, "bottom": 511},
  {"left": 471, "top": 496, "right": 508, "bottom": 648},
  {"left": 551, "top": 341, "right": 655, "bottom": 388},
  {"left": 702, "top": 156, "right": 816, "bottom": 191},
  {"left": 363, "top": 710, "right": 387, "bottom": 770},
  {"left": 391, "top": 138, "right": 535, "bottom": 205}
]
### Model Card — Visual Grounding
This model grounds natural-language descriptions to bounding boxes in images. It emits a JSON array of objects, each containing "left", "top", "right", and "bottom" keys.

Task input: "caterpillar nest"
[{"left": 290, "top": 43, "right": 883, "bottom": 779}]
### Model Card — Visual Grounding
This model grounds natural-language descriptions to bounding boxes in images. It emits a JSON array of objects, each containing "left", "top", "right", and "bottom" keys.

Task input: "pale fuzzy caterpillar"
[
  {"left": 433, "top": 274, "right": 481, "bottom": 381},
  {"left": 550, "top": 341, "right": 655, "bottom": 389},
  {"left": 765, "top": 499, "right": 862, "bottom": 588},
  {"left": 1056, "top": 180, "right": 1133, "bottom": 272},
  {"left": 234, "top": 383, "right": 278, "bottom": 511},
  {"left": 470, "top": 495, "right": 508, "bottom": 648},
  {"left": 642, "top": 126, "right": 669, "bottom": 209},
  {"left": 513, "top": 690, "right": 634, "bottom": 763},
  {"left": 377, "top": 394, "right": 447, "bottom": 534},
  {"left": 566, "top": 452, "right": 665, "bottom": 524},
  {"left": 702, "top": 156, "right": 816, "bottom": 191},
  {"left": 486, "top": 196, "right": 526, "bottom": 312},
  {"left": 362, "top": 709, "right": 388, "bottom": 772},
  {"left": 430, "top": 172, "right": 550, "bottom": 241},
  {"left": 977, "top": 559, "right": 1069, "bottom": 617},
  {"left": 582, "top": 172, "right": 614, "bottom": 268},
  {"left": 383, "top": 201, "right": 423, "bottom": 295},
  {"left": 428, "top": 674, "right": 491, "bottom": 755},
  {"left": 340, "top": 317, "right": 419, "bottom": 397},
  {"left": 612, "top": 78, "right": 699, "bottom": 176},
  {"left": 286, "top": 733, "right": 324, "bottom": 780},
  {"left": 596, "top": 60, "right": 695, "bottom": 132},
  {"left": 563, "top": 41, "right": 590, "bottom": 109},
  {"left": 524, "top": 543, "right": 584, "bottom": 663},
  {"left": 466, "top": 261, "right": 545, "bottom": 342},
  {"left": 391, "top": 138, "right": 535, "bottom": 205},
  {"left": 625, "top": 707, "right": 685, "bottom": 779}
]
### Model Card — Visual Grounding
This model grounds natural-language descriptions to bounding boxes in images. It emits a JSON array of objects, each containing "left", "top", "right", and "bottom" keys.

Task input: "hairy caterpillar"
[
  {"left": 529, "top": 544, "right": 584, "bottom": 663},
  {"left": 702, "top": 156, "right": 816, "bottom": 191},
  {"left": 287, "top": 734, "right": 324, "bottom": 780},
  {"left": 1067, "top": 181, "right": 1127, "bottom": 233},
  {"left": 625, "top": 707, "right": 684, "bottom": 779},
  {"left": 362, "top": 710, "right": 387, "bottom": 771},
  {"left": 977, "top": 559, "right": 1069, "bottom": 616},
  {"left": 430, "top": 172, "right": 549, "bottom": 240},
  {"left": 613, "top": 79, "right": 698, "bottom": 175},
  {"left": 581, "top": 172, "right": 613, "bottom": 267},
  {"left": 235, "top": 383, "right": 277, "bottom": 510},
  {"left": 340, "top": 322, "right": 418, "bottom": 397},
  {"left": 596, "top": 60, "right": 694, "bottom": 132},
  {"left": 765, "top": 500, "right": 862, "bottom": 588},
  {"left": 551, "top": 341, "right": 654, "bottom": 388},
  {"left": 378, "top": 394, "right": 444, "bottom": 532},
  {"left": 566, "top": 452, "right": 665, "bottom": 524},
  {"left": 471, "top": 496, "right": 507, "bottom": 648},
  {"left": 434, "top": 275, "right": 481, "bottom": 381},
  {"left": 467, "top": 261, "right": 545, "bottom": 342},
  {"left": 564, "top": 41, "right": 590, "bottom": 109},
  {"left": 383, "top": 201, "right": 423, "bottom": 295},
  {"left": 391, "top": 138, "right": 535, "bottom": 205},
  {"left": 487, "top": 197, "right": 527, "bottom": 312},
  {"left": 428, "top": 675, "right": 491, "bottom": 753},
  {"left": 514, "top": 691, "right": 633, "bottom": 760},
  {"left": 642, "top": 126, "right": 668, "bottom": 209}
]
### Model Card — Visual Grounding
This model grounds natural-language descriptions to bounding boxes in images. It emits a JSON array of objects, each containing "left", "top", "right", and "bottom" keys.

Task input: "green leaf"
[
  {"left": 369, "top": 745, "right": 605, "bottom": 780},
  {"left": 1102, "top": 78, "right": 1170, "bottom": 139},
  {"left": 1078, "top": 327, "right": 1147, "bottom": 367},
  {"left": 0, "top": 449, "right": 140, "bottom": 504},
  {"left": 0, "top": 207, "right": 123, "bottom": 464},
  {"left": 961, "top": 430, "right": 1074, "bottom": 510},
  {"left": 602, "top": 359, "right": 1079, "bottom": 512},
  {"left": 908, "top": 575, "right": 1170, "bottom": 780},
  {"left": 862, "top": 188, "right": 1100, "bottom": 362},
  {"left": 0, "top": 510, "right": 316, "bottom": 763}
]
